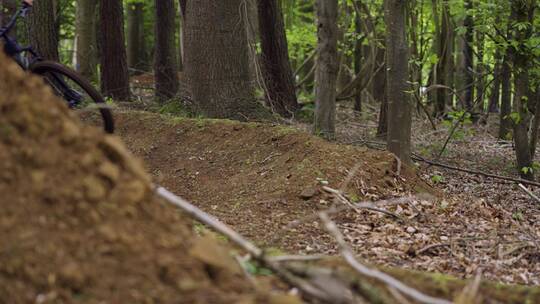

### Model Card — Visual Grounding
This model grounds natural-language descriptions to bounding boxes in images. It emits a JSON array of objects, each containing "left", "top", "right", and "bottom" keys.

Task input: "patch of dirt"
[
  {"left": 0, "top": 52, "right": 296, "bottom": 303},
  {"left": 110, "top": 106, "right": 539, "bottom": 285},
  {"left": 110, "top": 111, "right": 432, "bottom": 252}
]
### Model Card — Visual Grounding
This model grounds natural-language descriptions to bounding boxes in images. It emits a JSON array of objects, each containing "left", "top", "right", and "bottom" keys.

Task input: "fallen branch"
[
  {"left": 416, "top": 243, "right": 451, "bottom": 256},
  {"left": 268, "top": 254, "right": 327, "bottom": 263},
  {"left": 323, "top": 186, "right": 403, "bottom": 220},
  {"left": 412, "top": 154, "right": 540, "bottom": 188},
  {"left": 319, "top": 212, "right": 453, "bottom": 304},
  {"left": 155, "top": 185, "right": 336, "bottom": 302},
  {"left": 518, "top": 183, "right": 540, "bottom": 203}
]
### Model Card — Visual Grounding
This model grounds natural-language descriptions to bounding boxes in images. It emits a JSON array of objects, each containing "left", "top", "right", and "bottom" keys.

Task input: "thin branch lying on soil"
[
  {"left": 518, "top": 183, "right": 540, "bottom": 203},
  {"left": 319, "top": 212, "right": 453, "bottom": 304},
  {"left": 268, "top": 254, "right": 327, "bottom": 263},
  {"left": 323, "top": 186, "right": 403, "bottom": 220},
  {"left": 155, "top": 185, "right": 446, "bottom": 303},
  {"left": 155, "top": 185, "right": 335, "bottom": 302},
  {"left": 416, "top": 243, "right": 451, "bottom": 256},
  {"left": 271, "top": 195, "right": 415, "bottom": 245},
  {"left": 346, "top": 139, "right": 540, "bottom": 188},
  {"left": 412, "top": 154, "right": 540, "bottom": 188}
]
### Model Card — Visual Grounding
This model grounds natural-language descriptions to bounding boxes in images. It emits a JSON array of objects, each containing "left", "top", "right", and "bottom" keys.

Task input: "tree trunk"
[
  {"left": 384, "top": 0, "right": 412, "bottom": 164},
  {"left": 27, "top": 0, "right": 59, "bottom": 61},
  {"left": 462, "top": 0, "right": 474, "bottom": 110},
  {"left": 75, "top": 0, "right": 98, "bottom": 82},
  {"left": 127, "top": 2, "right": 145, "bottom": 74},
  {"left": 511, "top": 0, "right": 535, "bottom": 180},
  {"left": 183, "top": 0, "right": 266, "bottom": 120},
  {"left": 99, "top": 0, "right": 130, "bottom": 101},
  {"left": 498, "top": 53, "right": 512, "bottom": 140},
  {"left": 177, "top": 0, "right": 184, "bottom": 71},
  {"left": 313, "top": 0, "right": 338, "bottom": 140},
  {"left": 488, "top": 51, "right": 502, "bottom": 113},
  {"left": 476, "top": 30, "right": 486, "bottom": 112},
  {"left": 375, "top": 47, "right": 388, "bottom": 138},
  {"left": 257, "top": 0, "right": 300, "bottom": 118},
  {"left": 154, "top": 0, "right": 179, "bottom": 102},
  {"left": 441, "top": 1, "right": 454, "bottom": 110},
  {"left": 353, "top": 1, "right": 363, "bottom": 113}
]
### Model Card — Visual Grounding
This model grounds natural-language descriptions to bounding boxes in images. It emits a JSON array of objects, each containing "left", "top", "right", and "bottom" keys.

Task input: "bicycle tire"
[{"left": 30, "top": 61, "right": 115, "bottom": 133}]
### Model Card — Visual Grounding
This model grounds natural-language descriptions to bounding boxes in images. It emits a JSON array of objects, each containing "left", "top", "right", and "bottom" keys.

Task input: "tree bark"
[
  {"left": 27, "top": 0, "right": 59, "bottom": 61},
  {"left": 99, "top": 0, "right": 130, "bottom": 101},
  {"left": 353, "top": 1, "right": 363, "bottom": 113},
  {"left": 154, "top": 0, "right": 179, "bottom": 102},
  {"left": 183, "top": 0, "right": 266, "bottom": 120},
  {"left": 75, "top": 0, "right": 98, "bottom": 82},
  {"left": 498, "top": 53, "right": 512, "bottom": 140},
  {"left": 488, "top": 50, "right": 502, "bottom": 113},
  {"left": 127, "top": 2, "right": 145, "bottom": 74},
  {"left": 313, "top": 0, "right": 338, "bottom": 140},
  {"left": 375, "top": 47, "right": 388, "bottom": 138},
  {"left": 384, "top": 0, "right": 412, "bottom": 164},
  {"left": 476, "top": 30, "right": 486, "bottom": 112},
  {"left": 510, "top": 0, "right": 536, "bottom": 180},
  {"left": 257, "top": 0, "right": 300, "bottom": 118},
  {"left": 462, "top": 0, "right": 474, "bottom": 110}
]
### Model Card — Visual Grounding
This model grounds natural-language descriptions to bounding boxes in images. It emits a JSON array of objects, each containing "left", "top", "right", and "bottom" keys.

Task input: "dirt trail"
[
  {"left": 111, "top": 111, "right": 430, "bottom": 252},
  {"left": 109, "top": 110, "right": 540, "bottom": 286},
  {"left": 0, "top": 52, "right": 297, "bottom": 303}
]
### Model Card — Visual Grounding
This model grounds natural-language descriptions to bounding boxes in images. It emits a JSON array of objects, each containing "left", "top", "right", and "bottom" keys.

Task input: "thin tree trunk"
[
  {"left": 375, "top": 47, "right": 388, "bottom": 138},
  {"left": 257, "top": 0, "right": 300, "bottom": 118},
  {"left": 99, "top": 0, "right": 130, "bottom": 101},
  {"left": 476, "top": 31, "right": 486, "bottom": 112},
  {"left": 511, "top": 0, "right": 536, "bottom": 180},
  {"left": 385, "top": 0, "right": 412, "bottom": 164},
  {"left": 353, "top": 0, "right": 363, "bottom": 113},
  {"left": 76, "top": 0, "right": 98, "bottom": 82},
  {"left": 498, "top": 53, "right": 512, "bottom": 140},
  {"left": 178, "top": 0, "right": 184, "bottom": 72},
  {"left": 488, "top": 50, "right": 502, "bottom": 113},
  {"left": 462, "top": 0, "right": 474, "bottom": 110},
  {"left": 28, "top": 0, "right": 59, "bottom": 61},
  {"left": 154, "top": 0, "right": 179, "bottom": 102},
  {"left": 313, "top": 0, "right": 338, "bottom": 140},
  {"left": 127, "top": 2, "right": 145, "bottom": 74}
]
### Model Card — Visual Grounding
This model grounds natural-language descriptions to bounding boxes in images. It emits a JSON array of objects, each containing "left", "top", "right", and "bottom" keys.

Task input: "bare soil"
[
  {"left": 108, "top": 108, "right": 538, "bottom": 286},
  {"left": 0, "top": 52, "right": 296, "bottom": 304}
]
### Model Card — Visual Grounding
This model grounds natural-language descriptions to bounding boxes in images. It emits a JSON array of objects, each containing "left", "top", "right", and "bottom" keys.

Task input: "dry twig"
[
  {"left": 319, "top": 212, "right": 453, "bottom": 304},
  {"left": 518, "top": 183, "right": 540, "bottom": 203}
]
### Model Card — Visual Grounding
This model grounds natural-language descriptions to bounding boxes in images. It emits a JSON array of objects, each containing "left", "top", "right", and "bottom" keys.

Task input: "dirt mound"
[
  {"left": 0, "top": 53, "right": 293, "bottom": 303},
  {"left": 108, "top": 111, "right": 434, "bottom": 253}
]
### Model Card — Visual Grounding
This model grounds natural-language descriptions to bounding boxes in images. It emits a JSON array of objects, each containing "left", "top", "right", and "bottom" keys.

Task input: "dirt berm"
[{"left": 0, "top": 52, "right": 301, "bottom": 303}]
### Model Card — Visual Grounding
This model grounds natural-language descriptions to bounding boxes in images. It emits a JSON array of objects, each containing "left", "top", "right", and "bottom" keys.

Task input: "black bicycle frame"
[
  {"left": 1, "top": 3, "right": 83, "bottom": 108},
  {"left": 0, "top": 4, "right": 39, "bottom": 68}
]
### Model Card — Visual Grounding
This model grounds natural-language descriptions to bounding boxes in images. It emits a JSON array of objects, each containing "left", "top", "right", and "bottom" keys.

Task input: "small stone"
[
  {"left": 406, "top": 226, "right": 417, "bottom": 234},
  {"left": 299, "top": 187, "right": 318, "bottom": 200},
  {"left": 440, "top": 236, "right": 449, "bottom": 241}
]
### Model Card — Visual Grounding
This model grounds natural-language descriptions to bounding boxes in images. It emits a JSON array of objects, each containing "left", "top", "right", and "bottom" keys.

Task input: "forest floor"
[{"left": 106, "top": 87, "right": 540, "bottom": 287}]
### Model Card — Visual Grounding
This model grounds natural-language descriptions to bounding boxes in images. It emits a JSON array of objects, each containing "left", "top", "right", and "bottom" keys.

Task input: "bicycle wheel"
[{"left": 30, "top": 61, "right": 114, "bottom": 133}]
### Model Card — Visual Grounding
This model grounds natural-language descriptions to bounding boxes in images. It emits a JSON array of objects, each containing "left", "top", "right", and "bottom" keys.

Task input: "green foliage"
[
  {"left": 158, "top": 100, "right": 189, "bottom": 117},
  {"left": 286, "top": 23, "right": 317, "bottom": 64},
  {"left": 297, "top": 103, "right": 314, "bottom": 123},
  {"left": 431, "top": 174, "right": 444, "bottom": 184},
  {"left": 241, "top": 260, "right": 273, "bottom": 276}
]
